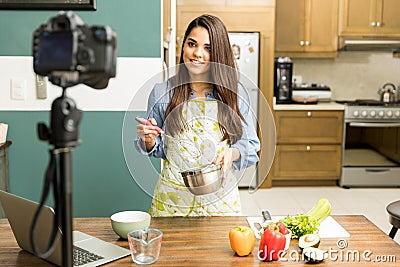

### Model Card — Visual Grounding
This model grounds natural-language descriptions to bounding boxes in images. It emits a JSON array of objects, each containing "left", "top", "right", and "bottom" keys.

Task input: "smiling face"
[
  {"left": 182, "top": 26, "right": 211, "bottom": 79},
  {"left": 165, "top": 14, "right": 243, "bottom": 144}
]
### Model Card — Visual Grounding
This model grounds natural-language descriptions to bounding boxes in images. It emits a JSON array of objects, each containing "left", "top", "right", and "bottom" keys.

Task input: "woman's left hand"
[{"left": 214, "top": 148, "right": 241, "bottom": 172}]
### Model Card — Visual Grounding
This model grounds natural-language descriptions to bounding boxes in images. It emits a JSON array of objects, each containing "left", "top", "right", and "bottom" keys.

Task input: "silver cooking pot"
[{"left": 180, "top": 163, "right": 223, "bottom": 195}]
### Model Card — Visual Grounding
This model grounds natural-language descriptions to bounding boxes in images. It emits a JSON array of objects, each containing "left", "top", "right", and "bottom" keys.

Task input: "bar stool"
[{"left": 386, "top": 200, "right": 400, "bottom": 239}]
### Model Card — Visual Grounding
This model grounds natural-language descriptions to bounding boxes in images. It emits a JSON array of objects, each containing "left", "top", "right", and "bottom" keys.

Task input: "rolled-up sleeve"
[{"left": 134, "top": 82, "right": 168, "bottom": 159}]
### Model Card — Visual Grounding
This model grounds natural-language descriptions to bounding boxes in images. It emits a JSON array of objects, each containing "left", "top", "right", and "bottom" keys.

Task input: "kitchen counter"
[
  {"left": 274, "top": 101, "right": 345, "bottom": 111},
  {"left": 1, "top": 215, "right": 400, "bottom": 266}
]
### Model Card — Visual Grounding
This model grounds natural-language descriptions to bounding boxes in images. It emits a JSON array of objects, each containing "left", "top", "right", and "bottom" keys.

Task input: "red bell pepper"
[
  {"left": 276, "top": 221, "right": 290, "bottom": 235},
  {"left": 258, "top": 224, "right": 286, "bottom": 261}
]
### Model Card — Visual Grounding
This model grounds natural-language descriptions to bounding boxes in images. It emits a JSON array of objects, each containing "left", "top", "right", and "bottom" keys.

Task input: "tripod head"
[{"left": 38, "top": 88, "right": 82, "bottom": 148}]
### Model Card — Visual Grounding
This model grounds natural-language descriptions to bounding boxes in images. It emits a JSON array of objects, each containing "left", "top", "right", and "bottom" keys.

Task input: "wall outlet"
[{"left": 10, "top": 78, "right": 26, "bottom": 100}]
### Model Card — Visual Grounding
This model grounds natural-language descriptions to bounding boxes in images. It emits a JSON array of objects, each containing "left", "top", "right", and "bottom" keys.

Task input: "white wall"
[
  {"left": 3, "top": 52, "right": 398, "bottom": 111},
  {"left": 0, "top": 56, "right": 162, "bottom": 111},
  {"left": 292, "top": 51, "right": 400, "bottom": 101}
]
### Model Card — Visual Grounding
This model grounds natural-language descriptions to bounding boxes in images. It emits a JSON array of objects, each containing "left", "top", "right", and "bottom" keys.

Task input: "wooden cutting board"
[{"left": 247, "top": 216, "right": 350, "bottom": 239}]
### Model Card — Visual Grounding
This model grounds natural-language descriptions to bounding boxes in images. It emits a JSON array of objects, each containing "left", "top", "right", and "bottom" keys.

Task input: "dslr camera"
[{"left": 33, "top": 11, "right": 117, "bottom": 89}]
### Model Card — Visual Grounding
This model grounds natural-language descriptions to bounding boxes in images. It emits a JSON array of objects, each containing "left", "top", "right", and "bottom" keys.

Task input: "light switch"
[
  {"left": 10, "top": 78, "right": 26, "bottom": 100},
  {"left": 36, "top": 74, "right": 47, "bottom": 99}
]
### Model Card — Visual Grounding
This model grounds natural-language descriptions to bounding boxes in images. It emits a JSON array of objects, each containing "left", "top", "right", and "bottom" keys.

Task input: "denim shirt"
[{"left": 134, "top": 79, "right": 260, "bottom": 171}]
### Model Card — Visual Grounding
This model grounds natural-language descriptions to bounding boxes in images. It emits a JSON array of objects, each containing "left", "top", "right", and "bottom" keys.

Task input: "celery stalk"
[{"left": 306, "top": 198, "right": 331, "bottom": 223}]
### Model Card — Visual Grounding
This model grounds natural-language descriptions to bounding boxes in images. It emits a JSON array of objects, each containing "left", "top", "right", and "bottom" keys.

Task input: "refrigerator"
[{"left": 228, "top": 32, "right": 260, "bottom": 189}]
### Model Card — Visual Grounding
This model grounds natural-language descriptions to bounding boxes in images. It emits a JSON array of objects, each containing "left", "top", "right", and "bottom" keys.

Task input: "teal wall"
[
  {"left": 0, "top": 0, "right": 161, "bottom": 57},
  {"left": 0, "top": 0, "right": 161, "bottom": 217},
  {"left": 72, "top": 111, "right": 159, "bottom": 216},
  {"left": 1, "top": 111, "right": 160, "bottom": 217}
]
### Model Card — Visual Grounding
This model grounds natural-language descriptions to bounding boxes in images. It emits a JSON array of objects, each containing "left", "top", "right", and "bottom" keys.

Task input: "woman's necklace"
[{"left": 190, "top": 84, "right": 213, "bottom": 98}]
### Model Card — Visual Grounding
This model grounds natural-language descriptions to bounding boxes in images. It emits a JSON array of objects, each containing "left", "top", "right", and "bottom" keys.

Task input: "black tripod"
[{"left": 31, "top": 86, "right": 82, "bottom": 267}]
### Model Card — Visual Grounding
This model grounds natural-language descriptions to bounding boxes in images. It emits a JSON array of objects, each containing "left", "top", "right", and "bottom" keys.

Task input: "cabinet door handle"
[
  {"left": 306, "top": 145, "right": 311, "bottom": 151},
  {"left": 299, "top": 40, "right": 305, "bottom": 46},
  {"left": 307, "top": 111, "right": 312, "bottom": 117},
  {"left": 371, "top": 21, "right": 376, "bottom": 27}
]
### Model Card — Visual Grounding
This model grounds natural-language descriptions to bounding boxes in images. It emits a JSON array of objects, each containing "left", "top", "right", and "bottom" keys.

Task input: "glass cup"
[{"left": 127, "top": 228, "right": 163, "bottom": 265}]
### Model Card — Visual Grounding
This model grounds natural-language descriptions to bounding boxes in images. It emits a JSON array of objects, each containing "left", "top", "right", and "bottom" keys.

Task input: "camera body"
[{"left": 33, "top": 11, "right": 117, "bottom": 89}]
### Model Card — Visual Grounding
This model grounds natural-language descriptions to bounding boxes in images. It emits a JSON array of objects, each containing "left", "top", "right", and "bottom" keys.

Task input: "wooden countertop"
[
  {"left": 274, "top": 101, "right": 345, "bottom": 111},
  {"left": 1, "top": 215, "right": 399, "bottom": 266}
]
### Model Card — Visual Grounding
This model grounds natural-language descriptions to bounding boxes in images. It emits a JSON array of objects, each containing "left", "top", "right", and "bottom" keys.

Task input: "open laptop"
[{"left": 0, "top": 190, "right": 130, "bottom": 266}]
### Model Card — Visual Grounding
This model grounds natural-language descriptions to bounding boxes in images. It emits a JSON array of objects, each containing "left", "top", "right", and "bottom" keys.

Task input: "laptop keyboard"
[{"left": 73, "top": 246, "right": 104, "bottom": 266}]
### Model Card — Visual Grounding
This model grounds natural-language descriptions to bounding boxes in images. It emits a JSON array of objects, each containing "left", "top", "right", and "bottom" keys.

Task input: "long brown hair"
[{"left": 165, "top": 14, "right": 245, "bottom": 145}]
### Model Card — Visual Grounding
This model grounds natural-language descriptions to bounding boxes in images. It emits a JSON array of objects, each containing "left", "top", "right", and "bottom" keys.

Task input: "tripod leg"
[{"left": 60, "top": 151, "right": 73, "bottom": 267}]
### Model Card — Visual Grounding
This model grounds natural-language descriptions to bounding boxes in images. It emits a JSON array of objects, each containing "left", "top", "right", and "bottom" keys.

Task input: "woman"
[{"left": 135, "top": 14, "right": 260, "bottom": 217}]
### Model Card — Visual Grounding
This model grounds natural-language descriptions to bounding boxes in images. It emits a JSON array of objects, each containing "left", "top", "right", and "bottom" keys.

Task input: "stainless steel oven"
[{"left": 339, "top": 100, "right": 400, "bottom": 188}]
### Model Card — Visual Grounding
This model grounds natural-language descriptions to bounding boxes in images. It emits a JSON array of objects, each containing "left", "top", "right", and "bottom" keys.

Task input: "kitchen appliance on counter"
[
  {"left": 274, "top": 57, "right": 293, "bottom": 104},
  {"left": 338, "top": 99, "right": 400, "bottom": 187},
  {"left": 292, "top": 83, "right": 332, "bottom": 103},
  {"left": 228, "top": 32, "right": 260, "bottom": 188}
]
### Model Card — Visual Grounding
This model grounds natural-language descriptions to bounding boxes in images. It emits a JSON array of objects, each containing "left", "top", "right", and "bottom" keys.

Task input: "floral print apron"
[{"left": 149, "top": 100, "right": 241, "bottom": 217}]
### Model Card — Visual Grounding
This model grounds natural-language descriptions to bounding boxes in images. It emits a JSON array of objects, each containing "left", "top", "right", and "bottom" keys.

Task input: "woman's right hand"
[{"left": 136, "top": 118, "right": 159, "bottom": 149}]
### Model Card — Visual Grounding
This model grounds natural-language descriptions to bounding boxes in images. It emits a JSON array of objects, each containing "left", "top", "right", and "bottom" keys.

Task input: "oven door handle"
[
  {"left": 349, "top": 122, "right": 400, "bottom": 127},
  {"left": 365, "top": 168, "right": 391, "bottom": 173}
]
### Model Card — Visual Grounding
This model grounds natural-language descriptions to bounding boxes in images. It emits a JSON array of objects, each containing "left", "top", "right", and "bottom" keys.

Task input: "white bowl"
[{"left": 110, "top": 211, "right": 151, "bottom": 239}]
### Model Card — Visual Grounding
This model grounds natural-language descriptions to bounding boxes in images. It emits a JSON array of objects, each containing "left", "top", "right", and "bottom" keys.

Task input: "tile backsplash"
[{"left": 292, "top": 51, "right": 400, "bottom": 101}]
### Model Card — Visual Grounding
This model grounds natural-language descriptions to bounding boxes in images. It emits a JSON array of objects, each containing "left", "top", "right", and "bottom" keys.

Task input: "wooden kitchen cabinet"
[
  {"left": 272, "top": 111, "right": 343, "bottom": 184},
  {"left": 177, "top": 0, "right": 274, "bottom": 6},
  {"left": 275, "top": 110, "right": 343, "bottom": 144},
  {"left": 339, "top": 0, "right": 400, "bottom": 36},
  {"left": 275, "top": 0, "right": 338, "bottom": 58},
  {"left": 274, "top": 144, "right": 342, "bottom": 179}
]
